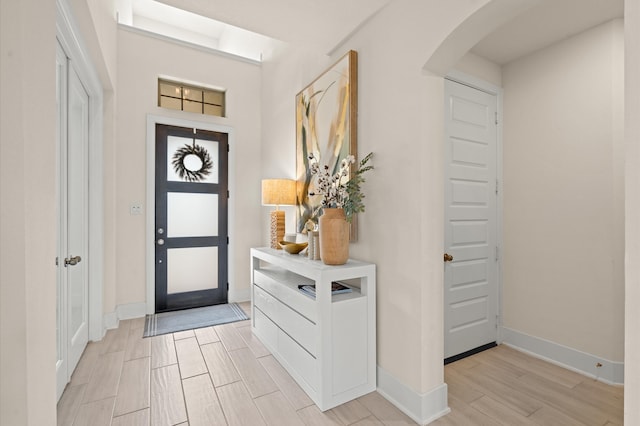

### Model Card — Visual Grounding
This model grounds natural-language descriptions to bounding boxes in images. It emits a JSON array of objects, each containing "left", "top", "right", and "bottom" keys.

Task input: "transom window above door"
[{"left": 158, "top": 79, "right": 226, "bottom": 117}]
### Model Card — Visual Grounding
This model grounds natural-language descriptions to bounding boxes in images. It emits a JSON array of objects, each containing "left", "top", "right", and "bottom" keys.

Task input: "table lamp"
[{"left": 262, "top": 179, "right": 296, "bottom": 249}]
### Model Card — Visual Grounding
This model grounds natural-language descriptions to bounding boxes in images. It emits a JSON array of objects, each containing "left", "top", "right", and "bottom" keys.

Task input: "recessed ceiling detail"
[
  {"left": 471, "top": 0, "right": 623, "bottom": 65},
  {"left": 118, "top": 0, "right": 282, "bottom": 62},
  {"left": 153, "top": 0, "right": 391, "bottom": 54}
]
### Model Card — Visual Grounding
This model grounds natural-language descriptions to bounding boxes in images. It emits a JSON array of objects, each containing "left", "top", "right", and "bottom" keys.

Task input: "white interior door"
[
  {"left": 444, "top": 78, "right": 498, "bottom": 360},
  {"left": 56, "top": 43, "right": 89, "bottom": 400}
]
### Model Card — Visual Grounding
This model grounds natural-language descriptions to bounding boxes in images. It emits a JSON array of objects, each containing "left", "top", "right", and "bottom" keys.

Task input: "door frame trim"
[
  {"left": 444, "top": 70, "right": 504, "bottom": 344},
  {"left": 56, "top": 0, "right": 104, "bottom": 342},
  {"left": 146, "top": 115, "right": 235, "bottom": 314}
]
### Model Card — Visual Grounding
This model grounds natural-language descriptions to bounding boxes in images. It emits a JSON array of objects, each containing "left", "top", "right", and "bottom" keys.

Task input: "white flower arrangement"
[{"left": 308, "top": 152, "right": 373, "bottom": 222}]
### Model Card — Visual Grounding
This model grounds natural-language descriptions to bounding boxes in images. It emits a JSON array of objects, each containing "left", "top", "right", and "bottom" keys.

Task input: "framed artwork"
[{"left": 295, "top": 50, "right": 358, "bottom": 239}]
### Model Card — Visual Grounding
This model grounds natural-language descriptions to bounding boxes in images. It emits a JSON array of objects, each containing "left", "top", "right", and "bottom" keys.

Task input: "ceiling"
[
  {"left": 148, "top": 0, "right": 623, "bottom": 64},
  {"left": 471, "top": 0, "right": 624, "bottom": 65},
  {"left": 154, "top": 0, "right": 391, "bottom": 54},
  {"left": 128, "top": 0, "right": 279, "bottom": 61}
]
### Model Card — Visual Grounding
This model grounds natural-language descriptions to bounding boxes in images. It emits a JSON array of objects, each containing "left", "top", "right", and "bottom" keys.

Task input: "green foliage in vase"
[{"left": 342, "top": 152, "right": 373, "bottom": 222}]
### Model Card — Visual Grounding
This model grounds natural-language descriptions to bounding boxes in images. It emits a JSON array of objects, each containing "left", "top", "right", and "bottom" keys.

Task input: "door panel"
[
  {"left": 155, "top": 124, "right": 228, "bottom": 312},
  {"left": 167, "top": 136, "right": 220, "bottom": 184},
  {"left": 167, "top": 246, "right": 219, "bottom": 293},
  {"left": 56, "top": 42, "right": 89, "bottom": 400},
  {"left": 66, "top": 66, "right": 89, "bottom": 370},
  {"left": 444, "top": 79, "right": 498, "bottom": 360},
  {"left": 166, "top": 192, "right": 219, "bottom": 237}
]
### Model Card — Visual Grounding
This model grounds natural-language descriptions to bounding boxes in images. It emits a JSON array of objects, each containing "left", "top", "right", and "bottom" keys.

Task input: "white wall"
[
  {"left": 625, "top": 0, "right": 640, "bottom": 422},
  {"left": 115, "top": 28, "right": 263, "bottom": 310},
  {"left": 502, "top": 20, "right": 624, "bottom": 363},
  {"left": 453, "top": 51, "right": 502, "bottom": 87},
  {"left": 260, "top": 45, "right": 331, "bottom": 242},
  {"left": 86, "top": 0, "right": 118, "bottom": 86},
  {"left": 0, "top": 0, "right": 58, "bottom": 424},
  {"left": 69, "top": 0, "right": 118, "bottom": 89},
  {"left": 261, "top": 1, "right": 496, "bottom": 421}
]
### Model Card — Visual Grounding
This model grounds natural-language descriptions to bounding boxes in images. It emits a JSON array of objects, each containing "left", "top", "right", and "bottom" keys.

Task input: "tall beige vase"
[{"left": 318, "top": 208, "right": 349, "bottom": 265}]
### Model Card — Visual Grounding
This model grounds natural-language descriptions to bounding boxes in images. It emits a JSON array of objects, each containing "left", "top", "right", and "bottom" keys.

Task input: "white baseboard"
[
  {"left": 376, "top": 366, "right": 450, "bottom": 425},
  {"left": 501, "top": 327, "right": 624, "bottom": 385},
  {"left": 102, "top": 311, "right": 117, "bottom": 333},
  {"left": 102, "top": 302, "right": 147, "bottom": 333}
]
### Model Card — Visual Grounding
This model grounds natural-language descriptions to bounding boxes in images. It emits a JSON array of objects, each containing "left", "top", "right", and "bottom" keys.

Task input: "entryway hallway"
[{"left": 57, "top": 302, "right": 622, "bottom": 425}]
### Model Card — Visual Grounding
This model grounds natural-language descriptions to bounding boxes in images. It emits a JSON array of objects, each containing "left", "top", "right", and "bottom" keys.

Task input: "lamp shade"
[{"left": 262, "top": 179, "right": 296, "bottom": 206}]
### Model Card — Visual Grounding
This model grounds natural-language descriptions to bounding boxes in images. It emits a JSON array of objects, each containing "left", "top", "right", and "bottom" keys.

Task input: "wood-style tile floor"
[
  {"left": 57, "top": 302, "right": 623, "bottom": 425},
  {"left": 431, "top": 345, "right": 623, "bottom": 426}
]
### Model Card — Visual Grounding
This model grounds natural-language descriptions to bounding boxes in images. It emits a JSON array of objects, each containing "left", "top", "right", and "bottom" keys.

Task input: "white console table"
[{"left": 250, "top": 247, "right": 376, "bottom": 411}]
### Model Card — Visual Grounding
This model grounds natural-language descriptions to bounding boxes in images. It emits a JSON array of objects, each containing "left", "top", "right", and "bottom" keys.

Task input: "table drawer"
[
  {"left": 252, "top": 307, "right": 278, "bottom": 353},
  {"left": 253, "top": 285, "right": 317, "bottom": 356},
  {"left": 278, "top": 328, "right": 318, "bottom": 391}
]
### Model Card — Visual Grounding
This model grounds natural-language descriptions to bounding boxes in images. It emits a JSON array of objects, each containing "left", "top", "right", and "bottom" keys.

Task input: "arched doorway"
[{"left": 423, "top": 0, "right": 628, "bottom": 423}]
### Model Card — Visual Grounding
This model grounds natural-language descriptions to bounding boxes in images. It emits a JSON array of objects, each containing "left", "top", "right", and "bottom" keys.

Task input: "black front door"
[{"left": 155, "top": 124, "right": 228, "bottom": 312}]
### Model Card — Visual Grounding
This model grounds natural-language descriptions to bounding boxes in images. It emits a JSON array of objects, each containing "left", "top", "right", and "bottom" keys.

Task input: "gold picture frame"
[{"left": 295, "top": 50, "right": 358, "bottom": 240}]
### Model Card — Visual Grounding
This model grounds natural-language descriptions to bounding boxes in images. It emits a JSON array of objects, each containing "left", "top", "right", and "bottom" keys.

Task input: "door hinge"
[
  {"left": 55, "top": 257, "right": 59, "bottom": 266},
  {"left": 227, "top": 236, "right": 229, "bottom": 244},
  {"left": 227, "top": 190, "right": 230, "bottom": 198},
  {"left": 495, "top": 179, "right": 499, "bottom": 195},
  {"left": 227, "top": 144, "right": 229, "bottom": 152},
  {"left": 495, "top": 246, "right": 499, "bottom": 262},
  {"left": 226, "top": 283, "right": 229, "bottom": 291},
  {"left": 495, "top": 111, "right": 498, "bottom": 125}
]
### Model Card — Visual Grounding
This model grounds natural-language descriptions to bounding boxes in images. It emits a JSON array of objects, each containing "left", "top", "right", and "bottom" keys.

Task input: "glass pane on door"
[
  {"left": 167, "top": 192, "right": 218, "bottom": 238},
  {"left": 167, "top": 246, "right": 219, "bottom": 294},
  {"left": 167, "top": 136, "right": 219, "bottom": 184}
]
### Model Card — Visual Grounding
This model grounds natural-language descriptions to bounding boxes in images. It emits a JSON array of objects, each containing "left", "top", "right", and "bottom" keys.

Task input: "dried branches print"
[{"left": 296, "top": 50, "right": 358, "bottom": 238}]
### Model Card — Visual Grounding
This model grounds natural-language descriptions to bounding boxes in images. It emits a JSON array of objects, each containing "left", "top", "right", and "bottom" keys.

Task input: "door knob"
[
  {"left": 444, "top": 253, "right": 454, "bottom": 262},
  {"left": 64, "top": 255, "right": 82, "bottom": 267}
]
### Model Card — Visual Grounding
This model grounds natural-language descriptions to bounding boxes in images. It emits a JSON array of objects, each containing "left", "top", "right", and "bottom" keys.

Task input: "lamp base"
[{"left": 270, "top": 210, "right": 285, "bottom": 249}]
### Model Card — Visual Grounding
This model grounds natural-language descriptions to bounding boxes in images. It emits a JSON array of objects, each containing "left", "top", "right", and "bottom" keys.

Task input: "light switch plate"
[{"left": 130, "top": 203, "right": 143, "bottom": 215}]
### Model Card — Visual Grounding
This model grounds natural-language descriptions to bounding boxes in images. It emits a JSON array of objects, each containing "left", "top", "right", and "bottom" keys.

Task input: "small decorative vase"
[
  {"left": 318, "top": 208, "right": 349, "bottom": 265},
  {"left": 312, "top": 231, "right": 320, "bottom": 260},
  {"left": 307, "top": 232, "right": 315, "bottom": 259}
]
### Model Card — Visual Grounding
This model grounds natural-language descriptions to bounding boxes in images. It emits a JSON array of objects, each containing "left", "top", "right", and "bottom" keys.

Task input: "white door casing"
[
  {"left": 56, "top": 42, "right": 90, "bottom": 400},
  {"left": 444, "top": 78, "right": 499, "bottom": 359},
  {"left": 55, "top": 41, "right": 68, "bottom": 400}
]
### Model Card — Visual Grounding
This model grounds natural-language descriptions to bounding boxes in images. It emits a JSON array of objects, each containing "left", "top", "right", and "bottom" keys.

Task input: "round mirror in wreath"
[{"left": 172, "top": 142, "right": 213, "bottom": 182}]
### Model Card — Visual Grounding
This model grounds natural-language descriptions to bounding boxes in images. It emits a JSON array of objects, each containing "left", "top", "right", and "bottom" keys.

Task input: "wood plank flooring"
[
  {"left": 58, "top": 303, "right": 623, "bottom": 425},
  {"left": 431, "top": 346, "right": 623, "bottom": 426}
]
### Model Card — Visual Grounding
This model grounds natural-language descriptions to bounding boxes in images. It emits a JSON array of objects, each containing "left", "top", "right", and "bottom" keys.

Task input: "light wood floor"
[
  {"left": 58, "top": 303, "right": 623, "bottom": 425},
  {"left": 431, "top": 346, "right": 623, "bottom": 426}
]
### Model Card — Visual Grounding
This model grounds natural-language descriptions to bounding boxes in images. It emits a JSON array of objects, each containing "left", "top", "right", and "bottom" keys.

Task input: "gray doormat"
[{"left": 143, "top": 303, "right": 249, "bottom": 337}]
